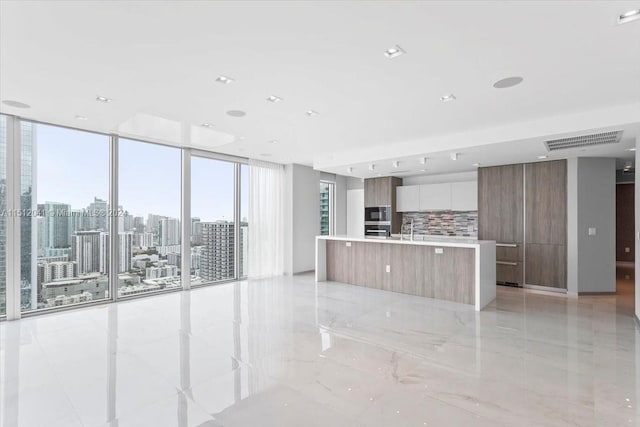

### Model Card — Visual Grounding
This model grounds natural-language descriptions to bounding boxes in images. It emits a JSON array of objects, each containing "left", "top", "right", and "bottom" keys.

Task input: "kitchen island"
[{"left": 316, "top": 236, "right": 496, "bottom": 311}]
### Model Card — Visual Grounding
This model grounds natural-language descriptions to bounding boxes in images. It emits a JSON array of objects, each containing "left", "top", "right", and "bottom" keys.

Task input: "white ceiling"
[{"left": 1, "top": 1, "right": 639, "bottom": 177}]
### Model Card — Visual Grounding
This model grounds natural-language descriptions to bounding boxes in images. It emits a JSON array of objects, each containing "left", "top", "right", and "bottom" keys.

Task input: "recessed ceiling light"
[
  {"left": 268, "top": 140, "right": 278, "bottom": 144},
  {"left": 392, "top": 160, "right": 400, "bottom": 168},
  {"left": 2, "top": 100, "right": 31, "bottom": 108},
  {"left": 618, "top": 9, "right": 640, "bottom": 24},
  {"left": 472, "top": 163, "right": 480, "bottom": 167},
  {"left": 75, "top": 115, "right": 88, "bottom": 120},
  {"left": 419, "top": 157, "right": 427, "bottom": 164},
  {"left": 306, "top": 110, "right": 319, "bottom": 117},
  {"left": 450, "top": 153, "right": 458, "bottom": 161},
  {"left": 96, "top": 95, "right": 112, "bottom": 103},
  {"left": 493, "top": 76, "right": 524, "bottom": 89},
  {"left": 628, "top": 148, "right": 637, "bottom": 152},
  {"left": 384, "top": 45, "right": 405, "bottom": 59},
  {"left": 266, "top": 95, "right": 283, "bottom": 103},
  {"left": 440, "top": 94, "right": 456, "bottom": 102},
  {"left": 201, "top": 123, "right": 213, "bottom": 128},
  {"left": 216, "top": 75, "right": 234, "bottom": 84},
  {"left": 226, "top": 110, "right": 246, "bottom": 117},
  {"left": 347, "top": 167, "right": 353, "bottom": 174},
  {"left": 420, "top": 169, "right": 426, "bottom": 172},
  {"left": 537, "top": 155, "right": 548, "bottom": 159},
  {"left": 369, "top": 164, "right": 376, "bottom": 171}
]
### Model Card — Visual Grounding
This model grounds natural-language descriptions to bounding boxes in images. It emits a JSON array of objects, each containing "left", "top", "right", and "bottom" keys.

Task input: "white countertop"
[{"left": 316, "top": 235, "right": 495, "bottom": 249}]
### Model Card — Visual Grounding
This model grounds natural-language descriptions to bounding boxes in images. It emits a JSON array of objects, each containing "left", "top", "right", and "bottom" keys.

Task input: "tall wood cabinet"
[
  {"left": 478, "top": 160, "right": 567, "bottom": 289},
  {"left": 478, "top": 164, "right": 524, "bottom": 285},
  {"left": 525, "top": 160, "right": 567, "bottom": 289},
  {"left": 364, "top": 177, "right": 403, "bottom": 233}
]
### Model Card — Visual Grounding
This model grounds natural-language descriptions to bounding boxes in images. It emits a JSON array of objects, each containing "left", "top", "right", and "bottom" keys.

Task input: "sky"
[{"left": 35, "top": 123, "right": 247, "bottom": 222}]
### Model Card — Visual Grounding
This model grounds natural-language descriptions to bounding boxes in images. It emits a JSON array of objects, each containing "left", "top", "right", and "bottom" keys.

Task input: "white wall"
[
  {"left": 283, "top": 165, "right": 349, "bottom": 274},
  {"left": 636, "top": 139, "right": 640, "bottom": 322},
  {"left": 567, "top": 157, "right": 617, "bottom": 294},
  {"left": 347, "top": 189, "right": 364, "bottom": 238},
  {"left": 567, "top": 158, "right": 578, "bottom": 295},
  {"left": 284, "top": 164, "right": 320, "bottom": 274}
]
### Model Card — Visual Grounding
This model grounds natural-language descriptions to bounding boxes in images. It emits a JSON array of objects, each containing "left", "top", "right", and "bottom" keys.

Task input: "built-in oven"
[
  {"left": 364, "top": 222, "right": 391, "bottom": 238},
  {"left": 365, "top": 206, "right": 391, "bottom": 222}
]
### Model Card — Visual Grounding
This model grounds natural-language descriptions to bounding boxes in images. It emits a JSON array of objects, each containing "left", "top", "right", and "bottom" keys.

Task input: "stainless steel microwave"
[{"left": 365, "top": 206, "right": 391, "bottom": 222}]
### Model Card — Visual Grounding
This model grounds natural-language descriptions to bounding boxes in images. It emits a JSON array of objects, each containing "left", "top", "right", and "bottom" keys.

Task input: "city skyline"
[{"left": 37, "top": 123, "right": 242, "bottom": 221}]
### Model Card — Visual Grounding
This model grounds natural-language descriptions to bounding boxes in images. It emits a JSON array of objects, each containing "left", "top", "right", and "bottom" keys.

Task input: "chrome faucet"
[
  {"left": 410, "top": 218, "right": 414, "bottom": 241},
  {"left": 401, "top": 219, "right": 414, "bottom": 241}
]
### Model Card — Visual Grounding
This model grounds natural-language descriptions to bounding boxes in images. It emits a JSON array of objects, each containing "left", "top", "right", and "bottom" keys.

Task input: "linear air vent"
[
  {"left": 544, "top": 131, "right": 622, "bottom": 152},
  {"left": 389, "top": 170, "right": 410, "bottom": 174}
]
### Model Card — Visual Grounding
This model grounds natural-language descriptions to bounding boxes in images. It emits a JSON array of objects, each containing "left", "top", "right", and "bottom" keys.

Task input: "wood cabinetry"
[
  {"left": 478, "top": 164, "right": 524, "bottom": 244},
  {"left": 524, "top": 160, "right": 567, "bottom": 289},
  {"left": 478, "top": 160, "right": 567, "bottom": 289},
  {"left": 364, "top": 177, "right": 401, "bottom": 207},
  {"left": 325, "top": 239, "right": 475, "bottom": 305}
]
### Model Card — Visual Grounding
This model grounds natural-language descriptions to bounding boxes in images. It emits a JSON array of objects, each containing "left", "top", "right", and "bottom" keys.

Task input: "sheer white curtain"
[{"left": 248, "top": 159, "right": 285, "bottom": 278}]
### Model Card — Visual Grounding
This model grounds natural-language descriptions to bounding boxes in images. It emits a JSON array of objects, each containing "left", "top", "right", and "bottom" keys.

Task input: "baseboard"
[
  {"left": 294, "top": 269, "right": 315, "bottom": 275},
  {"left": 577, "top": 291, "right": 617, "bottom": 296}
]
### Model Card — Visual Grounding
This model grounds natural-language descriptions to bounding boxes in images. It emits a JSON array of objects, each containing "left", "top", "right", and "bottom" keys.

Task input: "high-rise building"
[
  {"left": 320, "top": 182, "right": 330, "bottom": 236},
  {"left": 41, "top": 202, "right": 71, "bottom": 248},
  {"left": 37, "top": 260, "right": 78, "bottom": 284},
  {"left": 68, "top": 208, "right": 88, "bottom": 235},
  {"left": 119, "top": 232, "right": 133, "bottom": 273},
  {"left": 133, "top": 216, "right": 145, "bottom": 233},
  {"left": 72, "top": 231, "right": 102, "bottom": 274},
  {"left": 87, "top": 197, "right": 108, "bottom": 231},
  {"left": 200, "top": 221, "right": 235, "bottom": 282},
  {"left": 20, "top": 121, "right": 37, "bottom": 310},
  {"left": 133, "top": 232, "right": 154, "bottom": 248},
  {"left": 146, "top": 214, "right": 166, "bottom": 241},
  {"left": 159, "top": 217, "right": 180, "bottom": 246},
  {"left": 191, "top": 217, "right": 202, "bottom": 244}
]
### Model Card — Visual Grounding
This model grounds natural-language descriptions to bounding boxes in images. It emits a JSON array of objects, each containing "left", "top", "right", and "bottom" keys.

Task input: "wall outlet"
[
  {"left": 588, "top": 227, "right": 596, "bottom": 236},
  {"left": 385, "top": 265, "right": 391, "bottom": 273},
  {"left": 626, "top": 247, "right": 631, "bottom": 253},
  {"left": 346, "top": 242, "right": 352, "bottom": 247},
  {"left": 435, "top": 248, "right": 444, "bottom": 254}
]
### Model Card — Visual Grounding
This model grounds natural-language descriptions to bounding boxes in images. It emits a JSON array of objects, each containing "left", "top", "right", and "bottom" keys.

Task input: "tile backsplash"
[{"left": 401, "top": 211, "right": 478, "bottom": 237}]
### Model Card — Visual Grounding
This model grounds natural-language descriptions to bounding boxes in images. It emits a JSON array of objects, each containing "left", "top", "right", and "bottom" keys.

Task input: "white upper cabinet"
[
  {"left": 396, "top": 185, "right": 420, "bottom": 212},
  {"left": 396, "top": 181, "right": 478, "bottom": 212},
  {"left": 451, "top": 181, "right": 478, "bottom": 211},
  {"left": 419, "top": 183, "right": 452, "bottom": 211}
]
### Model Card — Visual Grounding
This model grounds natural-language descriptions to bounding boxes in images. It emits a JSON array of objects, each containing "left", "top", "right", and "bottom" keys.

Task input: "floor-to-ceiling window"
[
  {"left": 1, "top": 117, "right": 250, "bottom": 318},
  {"left": 0, "top": 115, "right": 7, "bottom": 316},
  {"left": 320, "top": 181, "right": 335, "bottom": 236},
  {"left": 118, "top": 138, "right": 182, "bottom": 297},
  {"left": 190, "top": 156, "right": 236, "bottom": 285},
  {"left": 20, "top": 122, "right": 111, "bottom": 312}
]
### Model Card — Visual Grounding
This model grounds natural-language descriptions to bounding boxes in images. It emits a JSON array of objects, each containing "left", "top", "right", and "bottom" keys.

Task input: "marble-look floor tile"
[{"left": 1, "top": 273, "right": 639, "bottom": 427}]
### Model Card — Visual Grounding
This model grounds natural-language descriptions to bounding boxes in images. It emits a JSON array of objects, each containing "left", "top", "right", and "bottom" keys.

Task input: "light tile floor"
[{"left": 1, "top": 272, "right": 638, "bottom": 427}]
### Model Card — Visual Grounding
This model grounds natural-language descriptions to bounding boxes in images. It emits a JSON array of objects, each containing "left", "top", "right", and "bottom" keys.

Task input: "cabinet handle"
[
  {"left": 496, "top": 261, "right": 518, "bottom": 266},
  {"left": 496, "top": 243, "right": 518, "bottom": 248}
]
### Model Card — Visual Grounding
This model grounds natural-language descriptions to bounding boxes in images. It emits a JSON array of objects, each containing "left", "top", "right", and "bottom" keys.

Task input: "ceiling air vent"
[{"left": 544, "top": 131, "right": 622, "bottom": 152}]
